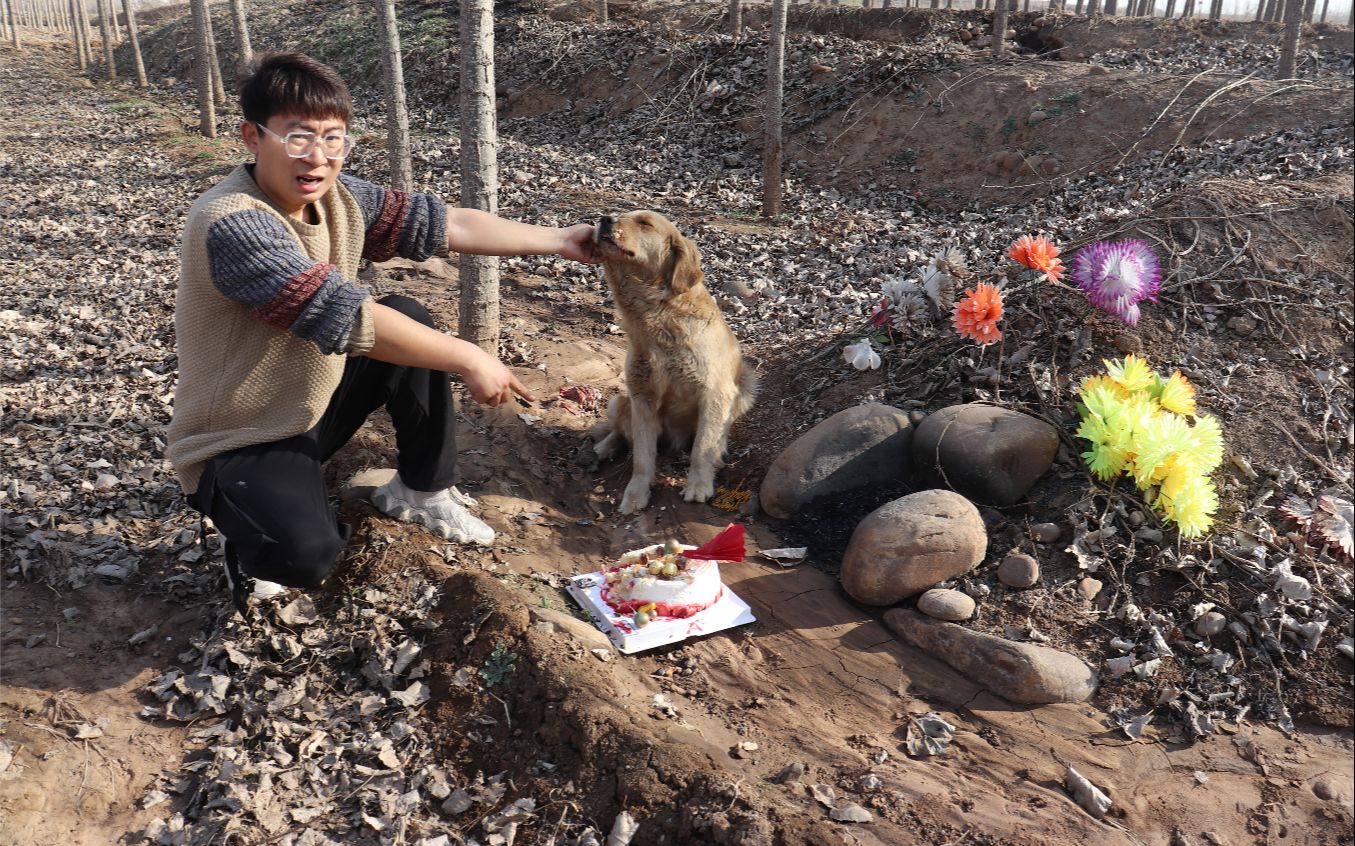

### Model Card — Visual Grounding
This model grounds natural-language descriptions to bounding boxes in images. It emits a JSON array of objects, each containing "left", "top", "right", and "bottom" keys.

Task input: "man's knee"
[
  {"left": 256, "top": 529, "right": 345, "bottom": 588},
  {"left": 378, "top": 294, "right": 434, "bottom": 328}
]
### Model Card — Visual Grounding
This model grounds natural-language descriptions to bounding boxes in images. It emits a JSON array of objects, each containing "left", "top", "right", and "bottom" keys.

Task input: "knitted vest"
[{"left": 168, "top": 166, "right": 375, "bottom": 493}]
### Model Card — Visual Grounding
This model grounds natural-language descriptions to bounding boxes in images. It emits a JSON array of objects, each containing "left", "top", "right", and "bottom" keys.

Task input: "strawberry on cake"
[{"left": 600, "top": 525, "right": 746, "bottom": 627}]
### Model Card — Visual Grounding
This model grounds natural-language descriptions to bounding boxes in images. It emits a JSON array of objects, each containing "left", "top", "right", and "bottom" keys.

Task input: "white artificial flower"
[
  {"left": 891, "top": 293, "right": 930, "bottom": 333},
  {"left": 843, "top": 340, "right": 881, "bottom": 371},
  {"left": 880, "top": 274, "right": 921, "bottom": 306},
  {"left": 920, "top": 261, "right": 955, "bottom": 314}
]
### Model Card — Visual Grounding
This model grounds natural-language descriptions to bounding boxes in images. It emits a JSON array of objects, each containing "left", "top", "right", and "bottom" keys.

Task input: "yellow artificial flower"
[
  {"left": 1131, "top": 412, "right": 1193, "bottom": 489},
  {"left": 1186, "top": 414, "right": 1224, "bottom": 473},
  {"left": 1157, "top": 371, "right": 1198, "bottom": 416},
  {"left": 1158, "top": 473, "right": 1218, "bottom": 539},
  {"left": 1079, "top": 374, "right": 1127, "bottom": 399},
  {"left": 1105, "top": 353, "right": 1155, "bottom": 394}
]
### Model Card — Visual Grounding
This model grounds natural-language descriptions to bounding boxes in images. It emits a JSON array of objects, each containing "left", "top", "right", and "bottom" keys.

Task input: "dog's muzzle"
[{"left": 596, "top": 216, "right": 615, "bottom": 245}]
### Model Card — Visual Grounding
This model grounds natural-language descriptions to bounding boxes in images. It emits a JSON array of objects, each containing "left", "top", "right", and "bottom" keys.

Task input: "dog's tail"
[{"left": 733, "top": 362, "right": 760, "bottom": 420}]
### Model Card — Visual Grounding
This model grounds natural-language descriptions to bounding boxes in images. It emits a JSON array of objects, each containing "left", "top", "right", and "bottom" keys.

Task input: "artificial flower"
[
  {"left": 843, "top": 339, "right": 881, "bottom": 371},
  {"left": 1130, "top": 412, "right": 1194, "bottom": 489},
  {"left": 1154, "top": 370, "right": 1197, "bottom": 416},
  {"left": 890, "top": 293, "right": 930, "bottom": 333},
  {"left": 1007, "top": 234, "right": 1064, "bottom": 283},
  {"left": 1079, "top": 373, "right": 1128, "bottom": 399},
  {"left": 952, "top": 282, "right": 1004, "bottom": 345},
  {"left": 1157, "top": 472, "right": 1218, "bottom": 539},
  {"left": 1105, "top": 353, "right": 1155, "bottom": 394},
  {"left": 1072, "top": 239, "right": 1162, "bottom": 326}
]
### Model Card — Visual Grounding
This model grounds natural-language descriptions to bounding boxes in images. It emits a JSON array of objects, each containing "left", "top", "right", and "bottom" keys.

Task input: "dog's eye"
[{"left": 637, "top": 219, "right": 652, "bottom": 229}]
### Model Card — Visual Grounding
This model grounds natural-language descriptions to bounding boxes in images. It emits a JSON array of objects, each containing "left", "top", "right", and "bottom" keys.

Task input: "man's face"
[{"left": 242, "top": 114, "right": 347, "bottom": 220}]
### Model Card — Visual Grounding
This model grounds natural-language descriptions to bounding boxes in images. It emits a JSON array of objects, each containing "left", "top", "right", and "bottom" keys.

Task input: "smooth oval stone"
[
  {"left": 917, "top": 589, "right": 976, "bottom": 621},
  {"left": 998, "top": 553, "right": 1040, "bottom": 589},
  {"left": 1194, "top": 611, "right": 1227, "bottom": 638}
]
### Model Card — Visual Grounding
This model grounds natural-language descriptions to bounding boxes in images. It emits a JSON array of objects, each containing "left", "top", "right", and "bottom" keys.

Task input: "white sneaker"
[{"left": 371, "top": 474, "right": 496, "bottom": 546}]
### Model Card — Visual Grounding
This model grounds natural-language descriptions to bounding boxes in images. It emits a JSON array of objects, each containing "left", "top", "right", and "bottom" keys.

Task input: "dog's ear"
[{"left": 665, "top": 232, "right": 704, "bottom": 295}]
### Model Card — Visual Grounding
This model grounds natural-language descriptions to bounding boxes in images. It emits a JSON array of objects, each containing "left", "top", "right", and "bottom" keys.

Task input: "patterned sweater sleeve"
[
  {"left": 338, "top": 174, "right": 448, "bottom": 262},
  {"left": 206, "top": 209, "right": 370, "bottom": 355}
]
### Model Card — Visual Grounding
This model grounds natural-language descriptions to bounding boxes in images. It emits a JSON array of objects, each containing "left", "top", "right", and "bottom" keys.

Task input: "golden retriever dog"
[{"left": 592, "top": 211, "right": 758, "bottom": 514}]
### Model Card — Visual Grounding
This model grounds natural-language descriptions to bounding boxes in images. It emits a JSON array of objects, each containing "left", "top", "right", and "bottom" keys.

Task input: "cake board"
[{"left": 567, "top": 571, "right": 757, "bottom": 655}]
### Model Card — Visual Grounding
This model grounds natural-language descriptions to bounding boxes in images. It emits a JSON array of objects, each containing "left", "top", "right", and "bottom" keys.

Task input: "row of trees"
[
  {"left": 869, "top": 0, "right": 1342, "bottom": 21},
  {"left": 0, "top": 0, "right": 1327, "bottom": 347}
]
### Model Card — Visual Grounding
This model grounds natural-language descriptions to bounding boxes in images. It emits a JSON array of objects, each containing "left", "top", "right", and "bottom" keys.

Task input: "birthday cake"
[{"left": 601, "top": 540, "right": 724, "bottom": 621}]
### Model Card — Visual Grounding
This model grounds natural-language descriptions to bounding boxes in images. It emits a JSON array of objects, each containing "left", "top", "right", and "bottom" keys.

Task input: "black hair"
[{"left": 239, "top": 52, "right": 353, "bottom": 127}]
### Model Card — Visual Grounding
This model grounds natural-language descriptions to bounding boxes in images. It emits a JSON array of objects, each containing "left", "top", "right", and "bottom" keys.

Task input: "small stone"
[
  {"left": 1028, "top": 522, "right": 1061, "bottom": 544},
  {"left": 917, "top": 589, "right": 976, "bottom": 622},
  {"left": 1227, "top": 315, "right": 1258, "bottom": 335},
  {"left": 1028, "top": 110, "right": 1047, "bottom": 125},
  {"left": 841, "top": 490, "right": 988, "bottom": 605},
  {"left": 1089, "top": 64, "right": 1110, "bottom": 75},
  {"left": 1194, "top": 612, "right": 1227, "bottom": 638},
  {"left": 1311, "top": 778, "right": 1338, "bottom": 800},
  {"left": 998, "top": 553, "right": 1040, "bottom": 589},
  {"left": 773, "top": 762, "right": 805, "bottom": 784},
  {"left": 1077, "top": 578, "right": 1103, "bottom": 601}
]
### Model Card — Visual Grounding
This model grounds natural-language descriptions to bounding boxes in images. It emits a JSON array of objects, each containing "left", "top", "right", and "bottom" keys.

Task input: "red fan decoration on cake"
[{"left": 684, "top": 523, "right": 747, "bottom": 562}]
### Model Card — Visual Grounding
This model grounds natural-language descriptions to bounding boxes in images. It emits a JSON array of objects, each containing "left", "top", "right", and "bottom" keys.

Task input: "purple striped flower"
[{"left": 1072, "top": 240, "right": 1163, "bottom": 326}]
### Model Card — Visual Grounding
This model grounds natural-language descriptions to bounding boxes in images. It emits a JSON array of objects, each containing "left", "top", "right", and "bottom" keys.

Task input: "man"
[{"left": 167, "top": 52, "right": 598, "bottom": 613}]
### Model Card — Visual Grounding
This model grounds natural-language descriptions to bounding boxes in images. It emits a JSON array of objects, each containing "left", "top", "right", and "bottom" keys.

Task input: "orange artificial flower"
[
  {"left": 952, "top": 282, "right": 1004, "bottom": 345},
  {"left": 1008, "top": 234, "right": 1064, "bottom": 283}
]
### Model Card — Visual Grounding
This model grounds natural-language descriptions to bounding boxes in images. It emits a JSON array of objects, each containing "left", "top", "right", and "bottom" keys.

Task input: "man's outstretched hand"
[
  {"left": 463, "top": 350, "right": 536, "bottom": 408},
  {"left": 558, "top": 223, "right": 602, "bottom": 264}
]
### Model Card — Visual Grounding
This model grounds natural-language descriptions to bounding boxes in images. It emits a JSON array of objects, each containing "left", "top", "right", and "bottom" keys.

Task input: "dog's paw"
[
  {"left": 682, "top": 478, "right": 715, "bottom": 503},
  {"left": 593, "top": 432, "right": 620, "bottom": 461},
  {"left": 618, "top": 480, "right": 651, "bottom": 514}
]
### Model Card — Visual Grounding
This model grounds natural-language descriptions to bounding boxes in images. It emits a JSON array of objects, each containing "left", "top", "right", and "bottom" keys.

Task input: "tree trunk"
[
  {"left": 69, "top": 0, "right": 85, "bottom": 67},
  {"left": 1316, "top": 0, "right": 1326, "bottom": 21},
  {"left": 375, "top": 0, "right": 413, "bottom": 194},
  {"left": 1164, "top": 0, "right": 1174, "bottom": 16},
  {"left": 1300, "top": 0, "right": 1315, "bottom": 21},
  {"left": 1277, "top": 0, "right": 1301, "bottom": 77},
  {"left": 458, "top": 0, "right": 501, "bottom": 353},
  {"left": 78, "top": 0, "right": 94, "bottom": 69},
  {"left": 992, "top": 0, "right": 1008, "bottom": 54},
  {"left": 6, "top": 0, "right": 18, "bottom": 48},
  {"left": 189, "top": 0, "right": 216, "bottom": 137},
  {"left": 1087, "top": 0, "right": 1101, "bottom": 16},
  {"left": 596, "top": 0, "right": 606, "bottom": 22},
  {"left": 121, "top": 0, "right": 145, "bottom": 86},
  {"left": 728, "top": 0, "right": 741, "bottom": 36},
  {"left": 204, "top": 3, "right": 226, "bottom": 105},
  {"left": 95, "top": 0, "right": 114, "bottom": 79},
  {"left": 762, "top": 0, "right": 787, "bottom": 218},
  {"left": 228, "top": 0, "right": 251, "bottom": 65}
]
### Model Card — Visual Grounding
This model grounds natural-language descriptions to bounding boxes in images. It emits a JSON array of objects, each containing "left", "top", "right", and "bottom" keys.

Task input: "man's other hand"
[{"left": 558, "top": 223, "right": 602, "bottom": 264}]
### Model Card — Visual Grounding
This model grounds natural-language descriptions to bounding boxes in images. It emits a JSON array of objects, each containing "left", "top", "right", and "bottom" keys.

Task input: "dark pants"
[{"left": 188, "top": 295, "right": 458, "bottom": 587}]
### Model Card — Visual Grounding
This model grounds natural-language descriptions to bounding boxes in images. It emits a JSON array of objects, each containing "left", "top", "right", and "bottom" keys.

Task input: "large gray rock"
[
  {"left": 884, "top": 609, "right": 1097, "bottom": 704},
  {"left": 911, "top": 404, "right": 1059, "bottom": 506},
  {"left": 841, "top": 490, "right": 987, "bottom": 605},
  {"left": 760, "top": 403, "right": 913, "bottom": 519}
]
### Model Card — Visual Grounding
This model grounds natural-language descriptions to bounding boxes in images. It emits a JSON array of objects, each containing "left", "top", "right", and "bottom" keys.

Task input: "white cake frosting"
[{"left": 602, "top": 544, "right": 724, "bottom": 619}]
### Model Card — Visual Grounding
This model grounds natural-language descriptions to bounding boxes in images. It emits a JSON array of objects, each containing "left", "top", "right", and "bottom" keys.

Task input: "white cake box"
[{"left": 567, "top": 568, "right": 757, "bottom": 655}]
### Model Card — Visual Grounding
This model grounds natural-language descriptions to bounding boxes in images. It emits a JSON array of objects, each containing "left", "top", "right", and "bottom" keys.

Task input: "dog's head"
[{"left": 595, "top": 210, "right": 704, "bottom": 295}]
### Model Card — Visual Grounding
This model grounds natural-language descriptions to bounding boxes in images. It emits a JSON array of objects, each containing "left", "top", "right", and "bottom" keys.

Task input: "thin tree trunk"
[
  {"left": 728, "top": 0, "right": 741, "bottom": 36},
  {"left": 69, "top": 0, "right": 85, "bottom": 67},
  {"left": 1164, "top": 0, "right": 1174, "bottom": 15},
  {"left": 189, "top": 0, "right": 216, "bottom": 137},
  {"left": 204, "top": 3, "right": 226, "bottom": 105},
  {"left": 78, "top": 0, "right": 94, "bottom": 69},
  {"left": 95, "top": 0, "right": 114, "bottom": 79},
  {"left": 375, "top": 0, "right": 413, "bottom": 194},
  {"left": 6, "top": 0, "right": 18, "bottom": 48},
  {"left": 228, "top": 0, "right": 251, "bottom": 65},
  {"left": 1300, "top": 0, "right": 1314, "bottom": 21},
  {"left": 120, "top": 0, "right": 144, "bottom": 86},
  {"left": 1277, "top": 0, "right": 1301, "bottom": 77},
  {"left": 1087, "top": 0, "right": 1101, "bottom": 16},
  {"left": 992, "top": 0, "right": 1008, "bottom": 55},
  {"left": 458, "top": 0, "right": 501, "bottom": 353},
  {"left": 1316, "top": 0, "right": 1326, "bottom": 21},
  {"left": 762, "top": 0, "right": 786, "bottom": 218},
  {"left": 596, "top": 0, "right": 606, "bottom": 22},
  {"left": 109, "top": 0, "right": 119, "bottom": 41}
]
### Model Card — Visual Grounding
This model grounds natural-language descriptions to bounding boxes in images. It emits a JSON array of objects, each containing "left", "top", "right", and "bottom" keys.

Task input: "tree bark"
[
  {"left": 69, "top": 0, "right": 85, "bottom": 67},
  {"left": 204, "top": 3, "right": 226, "bottom": 105},
  {"left": 596, "top": 0, "right": 606, "bottom": 22},
  {"left": 1300, "top": 0, "right": 1315, "bottom": 21},
  {"left": 1164, "top": 0, "right": 1175, "bottom": 16},
  {"left": 228, "top": 0, "right": 251, "bottom": 65},
  {"left": 1277, "top": 0, "right": 1302, "bottom": 77},
  {"left": 189, "top": 0, "right": 216, "bottom": 137},
  {"left": 992, "top": 0, "right": 1008, "bottom": 55},
  {"left": 1316, "top": 0, "right": 1326, "bottom": 21},
  {"left": 95, "top": 0, "right": 114, "bottom": 79},
  {"left": 727, "top": 0, "right": 741, "bottom": 36},
  {"left": 458, "top": 0, "right": 501, "bottom": 353},
  {"left": 762, "top": 0, "right": 787, "bottom": 218},
  {"left": 78, "top": 0, "right": 94, "bottom": 69},
  {"left": 121, "top": 0, "right": 146, "bottom": 86},
  {"left": 375, "top": 0, "right": 413, "bottom": 194},
  {"left": 6, "top": 0, "right": 19, "bottom": 48}
]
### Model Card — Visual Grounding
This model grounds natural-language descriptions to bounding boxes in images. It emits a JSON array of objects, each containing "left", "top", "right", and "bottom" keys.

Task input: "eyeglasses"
[{"left": 255, "top": 122, "right": 356, "bottom": 160}]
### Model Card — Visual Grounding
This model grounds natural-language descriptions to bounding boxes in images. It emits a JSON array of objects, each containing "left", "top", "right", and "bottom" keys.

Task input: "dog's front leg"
[
  {"left": 618, "top": 395, "right": 660, "bottom": 514},
  {"left": 682, "top": 396, "right": 730, "bottom": 504}
]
